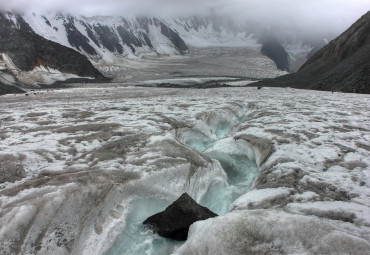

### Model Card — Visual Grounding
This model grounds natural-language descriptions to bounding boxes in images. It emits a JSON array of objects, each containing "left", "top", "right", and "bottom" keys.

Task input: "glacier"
[
  {"left": 0, "top": 86, "right": 369, "bottom": 254},
  {"left": 2, "top": 12, "right": 320, "bottom": 82}
]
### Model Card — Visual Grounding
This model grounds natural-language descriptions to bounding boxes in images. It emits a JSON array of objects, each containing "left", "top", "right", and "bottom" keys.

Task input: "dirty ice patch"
[
  {"left": 141, "top": 77, "right": 238, "bottom": 86},
  {"left": 230, "top": 187, "right": 294, "bottom": 211}
]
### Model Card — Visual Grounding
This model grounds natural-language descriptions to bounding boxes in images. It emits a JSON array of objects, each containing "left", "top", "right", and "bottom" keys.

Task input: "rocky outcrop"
[
  {"left": 63, "top": 16, "right": 98, "bottom": 56},
  {"left": 255, "top": 11, "right": 370, "bottom": 94},
  {"left": 159, "top": 20, "right": 188, "bottom": 54},
  {"left": 143, "top": 193, "right": 217, "bottom": 241},
  {"left": 259, "top": 34, "right": 290, "bottom": 71},
  {"left": 0, "top": 13, "right": 104, "bottom": 80},
  {"left": 0, "top": 80, "right": 25, "bottom": 96}
]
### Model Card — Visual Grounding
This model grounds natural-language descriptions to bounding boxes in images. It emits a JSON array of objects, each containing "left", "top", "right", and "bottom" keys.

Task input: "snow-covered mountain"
[
  {"left": 0, "top": 11, "right": 334, "bottom": 90},
  {"left": 166, "top": 16, "right": 255, "bottom": 47},
  {"left": 0, "top": 12, "right": 104, "bottom": 93},
  {"left": 4, "top": 12, "right": 326, "bottom": 71},
  {"left": 18, "top": 13, "right": 189, "bottom": 64}
]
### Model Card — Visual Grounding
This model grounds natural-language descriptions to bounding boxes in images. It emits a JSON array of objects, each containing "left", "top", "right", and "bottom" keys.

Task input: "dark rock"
[
  {"left": 143, "top": 193, "right": 217, "bottom": 241},
  {"left": 137, "top": 17, "right": 151, "bottom": 34},
  {"left": 116, "top": 25, "right": 143, "bottom": 53},
  {"left": 93, "top": 24, "right": 123, "bottom": 54},
  {"left": 0, "top": 13, "right": 104, "bottom": 80},
  {"left": 259, "top": 33, "right": 290, "bottom": 71},
  {"left": 42, "top": 16, "right": 51, "bottom": 27},
  {"left": 0, "top": 80, "right": 25, "bottom": 96},
  {"left": 81, "top": 21, "right": 100, "bottom": 47},
  {"left": 63, "top": 16, "right": 98, "bottom": 55},
  {"left": 159, "top": 20, "right": 188, "bottom": 54},
  {"left": 255, "top": 11, "right": 370, "bottom": 94}
]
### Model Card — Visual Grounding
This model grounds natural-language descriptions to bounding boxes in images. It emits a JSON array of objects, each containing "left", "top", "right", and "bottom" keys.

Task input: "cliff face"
[
  {"left": 259, "top": 33, "right": 290, "bottom": 71},
  {"left": 257, "top": 11, "right": 370, "bottom": 94},
  {"left": 0, "top": 80, "right": 25, "bottom": 96}
]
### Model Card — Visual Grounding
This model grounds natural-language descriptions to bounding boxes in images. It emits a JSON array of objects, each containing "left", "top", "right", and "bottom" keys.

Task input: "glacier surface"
[{"left": 0, "top": 86, "right": 369, "bottom": 254}]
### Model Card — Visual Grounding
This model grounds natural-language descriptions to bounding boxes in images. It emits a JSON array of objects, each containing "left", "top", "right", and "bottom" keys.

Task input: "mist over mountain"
[
  {"left": 1, "top": 1, "right": 369, "bottom": 91},
  {"left": 2, "top": 0, "right": 369, "bottom": 31},
  {"left": 1, "top": 2, "right": 370, "bottom": 255},
  {"left": 257, "top": 11, "right": 370, "bottom": 94},
  {"left": 2, "top": 0, "right": 369, "bottom": 50},
  {"left": 0, "top": 11, "right": 339, "bottom": 74}
]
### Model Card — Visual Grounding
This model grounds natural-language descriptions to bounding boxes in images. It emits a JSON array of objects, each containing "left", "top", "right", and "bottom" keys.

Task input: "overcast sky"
[{"left": 1, "top": 0, "right": 370, "bottom": 34}]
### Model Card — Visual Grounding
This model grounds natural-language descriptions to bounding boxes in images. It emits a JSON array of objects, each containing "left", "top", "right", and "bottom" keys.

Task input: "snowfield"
[{"left": 0, "top": 86, "right": 369, "bottom": 254}]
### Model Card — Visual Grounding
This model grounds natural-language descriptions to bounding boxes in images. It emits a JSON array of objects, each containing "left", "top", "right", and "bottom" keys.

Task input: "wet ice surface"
[{"left": 0, "top": 86, "right": 370, "bottom": 254}]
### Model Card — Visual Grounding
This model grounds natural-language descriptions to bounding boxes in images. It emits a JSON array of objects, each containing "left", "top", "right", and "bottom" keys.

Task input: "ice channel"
[
  {"left": 182, "top": 110, "right": 258, "bottom": 214},
  {"left": 106, "top": 106, "right": 258, "bottom": 255},
  {"left": 106, "top": 197, "right": 183, "bottom": 255}
]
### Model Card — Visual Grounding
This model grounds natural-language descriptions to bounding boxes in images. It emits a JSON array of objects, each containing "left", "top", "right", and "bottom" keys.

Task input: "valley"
[{"left": 0, "top": 4, "right": 369, "bottom": 255}]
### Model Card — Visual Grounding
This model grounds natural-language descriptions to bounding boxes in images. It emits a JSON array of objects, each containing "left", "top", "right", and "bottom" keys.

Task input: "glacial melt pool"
[{"left": 107, "top": 108, "right": 258, "bottom": 255}]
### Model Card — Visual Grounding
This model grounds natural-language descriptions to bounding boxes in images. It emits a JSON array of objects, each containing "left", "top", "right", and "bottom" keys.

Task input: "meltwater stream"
[
  {"left": 107, "top": 108, "right": 258, "bottom": 255},
  {"left": 183, "top": 116, "right": 258, "bottom": 215},
  {"left": 107, "top": 198, "right": 183, "bottom": 255}
]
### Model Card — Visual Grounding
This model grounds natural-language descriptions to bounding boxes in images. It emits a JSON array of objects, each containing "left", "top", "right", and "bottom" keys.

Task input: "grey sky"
[{"left": 1, "top": 0, "right": 369, "bottom": 34}]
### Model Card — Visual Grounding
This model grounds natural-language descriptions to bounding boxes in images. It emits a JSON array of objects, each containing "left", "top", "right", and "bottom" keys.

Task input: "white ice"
[{"left": 0, "top": 86, "right": 369, "bottom": 255}]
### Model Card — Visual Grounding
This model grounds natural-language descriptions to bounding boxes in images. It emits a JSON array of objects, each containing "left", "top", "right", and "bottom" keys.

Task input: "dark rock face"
[
  {"left": 143, "top": 193, "right": 217, "bottom": 241},
  {"left": 116, "top": 25, "right": 144, "bottom": 53},
  {"left": 256, "top": 11, "right": 370, "bottom": 94},
  {"left": 0, "top": 13, "right": 104, "bottom": 79},
  {"left": 259, "top": 34, "right": 290, "bottom": 71},
  {"left": 81, "top": 21, "right": 101, "bottom": 47},
  {"left": 63, "top": 16, "right": 98, "bottom": 55},
  {"left": 0, "top": 80, "right": 25, "bottom": 96},
  {"left": 159, "top": 20, "right": 188, "bottom": 54},
  {"left": 59, "top": 16, "right": 187, "bottom": 56},
  {"left": 93, "top": 24, "right": 124, "bottom": 54}
]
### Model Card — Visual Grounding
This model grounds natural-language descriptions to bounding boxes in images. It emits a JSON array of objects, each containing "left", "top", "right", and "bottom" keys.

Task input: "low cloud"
[{"left": 1, "top": 0, "right": 369, "bottom": 35}]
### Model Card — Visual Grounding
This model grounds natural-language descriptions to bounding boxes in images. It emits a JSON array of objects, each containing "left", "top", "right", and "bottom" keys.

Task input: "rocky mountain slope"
[
  {"left": 0, "top": 80, "right": 25, "bottom": 95},
  {"left": 19, "top": 13, "right": 189, "bottom": 63},
  {"left": 259, "top": 33, "right": 290, "bottom": 71},
  {"left": 257, "top": 11, "right": 370, "bottom": 94},
  {"left": 5, "top": 12, "right": 328, "bottom": 72},
  {"left": 0, "top": 11, "right": 336, "bottom": 93},
  {"left": 0, "top": 12, "right": 105, "bottom": 95}
]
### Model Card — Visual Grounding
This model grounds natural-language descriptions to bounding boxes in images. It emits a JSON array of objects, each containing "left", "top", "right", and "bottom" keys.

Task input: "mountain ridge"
[
  {"left": 256, "top": 11, "right": 370, "bottom": 94},
  {"left": 0, "top": 12, "right": 107, "bottom": 95},
  {"left": 6, "top": 12, "right": 328, "bottom": 70},
  {"left": 19, "top": 13, "right": 190, "bottom": 63}
]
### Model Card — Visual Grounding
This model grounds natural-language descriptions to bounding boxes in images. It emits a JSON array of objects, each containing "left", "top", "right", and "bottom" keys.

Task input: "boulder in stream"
[{"left": 143, "top": 193, "right": 218, "bottom": 241}]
